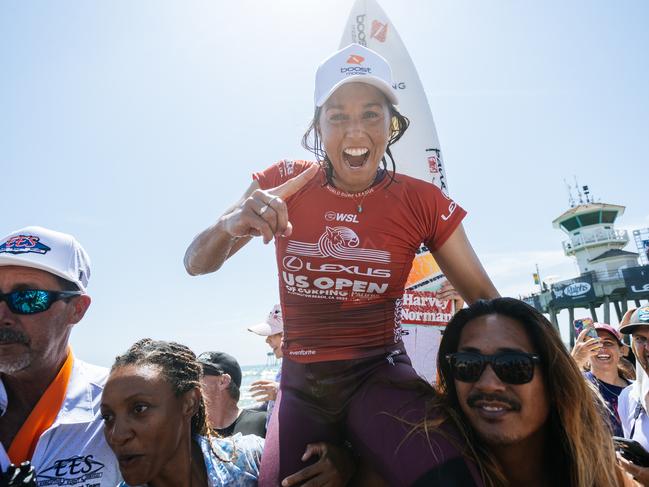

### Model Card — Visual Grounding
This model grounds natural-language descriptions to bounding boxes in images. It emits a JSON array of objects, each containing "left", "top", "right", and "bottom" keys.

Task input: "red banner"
[{"left": 401, "top": 289, "right": 452, "bottom": 326}]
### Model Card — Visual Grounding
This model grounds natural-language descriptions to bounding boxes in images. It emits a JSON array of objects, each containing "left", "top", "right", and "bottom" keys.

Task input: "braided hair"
[{"left": 111, "top": 338, "right": 208, "bottom": 437}]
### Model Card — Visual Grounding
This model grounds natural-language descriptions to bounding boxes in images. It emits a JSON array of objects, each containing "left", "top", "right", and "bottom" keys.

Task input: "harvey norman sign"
[
  {"left": 622, "top": 266, "right": 649, "bottom": 298},
  {"left": 550, "top": 273, "right": 596, "bottom": 307}
]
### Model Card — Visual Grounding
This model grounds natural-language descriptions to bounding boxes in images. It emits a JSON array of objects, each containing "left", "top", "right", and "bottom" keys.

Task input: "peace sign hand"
[{"left": 222, "top": 164, "right": 318, "bottom": 244}]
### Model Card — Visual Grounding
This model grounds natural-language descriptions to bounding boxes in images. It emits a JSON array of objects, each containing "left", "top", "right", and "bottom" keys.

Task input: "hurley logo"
[{"left": 347, "top": 54, "right": 365, "bottom": 65}]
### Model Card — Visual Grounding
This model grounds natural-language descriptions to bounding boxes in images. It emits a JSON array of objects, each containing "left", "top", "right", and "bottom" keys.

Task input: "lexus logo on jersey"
[
  {"left": 282, "top": 256, "right": 304, "bottom": 272},
  {"left": 371, "top": 20, "right": 388, "bottom": 42},
  {"left": 347, "top": 54, "right": 365, "bottom": 64}
]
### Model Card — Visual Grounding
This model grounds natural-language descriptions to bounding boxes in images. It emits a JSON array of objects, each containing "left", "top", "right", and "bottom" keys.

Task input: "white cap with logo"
[
  {"left": 0, "top": 226, "right": 91, "bottom": 292},
  {"left": 314, "top": 43, "right": 398, "bottom": 108},
  {"left": 248, "top": 304, "right": 284, "bottom": 336}
]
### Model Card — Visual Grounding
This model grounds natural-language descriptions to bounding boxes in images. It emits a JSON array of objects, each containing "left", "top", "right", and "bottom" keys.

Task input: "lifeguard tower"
[
  {"left": 524, "top": 184, "right": 648, "bottom": 344},
  {"left": 553, "top": 195, "right": 637, "bottom": 277}
]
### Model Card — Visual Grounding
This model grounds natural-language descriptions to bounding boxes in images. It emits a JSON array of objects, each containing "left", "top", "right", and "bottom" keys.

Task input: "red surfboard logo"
[
  {"left": 371, "top": 20, "right": 388, "bottom": 42},
  {"left": 347, "top": 55, "right": 365, "bottom": 64}
]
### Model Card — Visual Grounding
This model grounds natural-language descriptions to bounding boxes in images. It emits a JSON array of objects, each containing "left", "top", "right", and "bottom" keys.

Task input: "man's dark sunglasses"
[
  {"left": 445, "top": 351, "right": 541, "bottom": 385},
  {"left": 0, "top": 290, "right": 82, "bottom": 315}
]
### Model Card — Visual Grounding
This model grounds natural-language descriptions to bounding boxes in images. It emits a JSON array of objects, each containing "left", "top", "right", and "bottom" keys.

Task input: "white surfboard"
[
  {"left": 340, "top": 0, "right": 451, "bottom": 382},
  {"left": 339, "top": 0, "right": 448, "bottom": 193}
]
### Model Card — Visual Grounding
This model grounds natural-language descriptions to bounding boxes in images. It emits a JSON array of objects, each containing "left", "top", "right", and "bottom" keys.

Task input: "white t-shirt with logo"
[
  {"left": 0, "top": 358, "right": 121, "bottom": 486},
  {"left": 619, "top": 380, "right": 649, "bottom": 450}
]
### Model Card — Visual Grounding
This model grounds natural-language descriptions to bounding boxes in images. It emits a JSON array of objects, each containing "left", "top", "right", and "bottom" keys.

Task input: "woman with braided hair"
[{"left": 100, "top": 339, "right": 263, "bottom": 487}]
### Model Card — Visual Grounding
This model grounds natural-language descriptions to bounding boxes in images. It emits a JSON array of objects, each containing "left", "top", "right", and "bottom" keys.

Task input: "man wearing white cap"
[
  {"left": 0, "top": 227, "right": 120, "bottom": 485},
  {"left": 248, "top": 305, "right": 283, "bottom": 425}
]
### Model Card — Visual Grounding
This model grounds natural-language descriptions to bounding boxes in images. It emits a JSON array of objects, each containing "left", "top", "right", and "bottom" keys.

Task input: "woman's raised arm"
[
  {"left": 432, "top": 224, "right": 499, "bottom": 304},
  {"left": 184, "top": 165, "right": 318, "bottom": 275}
]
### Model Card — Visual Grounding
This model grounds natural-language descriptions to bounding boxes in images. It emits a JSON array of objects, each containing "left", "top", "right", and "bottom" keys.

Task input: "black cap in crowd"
[{"left": 197, "top": 351, "right": 242, "bottom": 388}]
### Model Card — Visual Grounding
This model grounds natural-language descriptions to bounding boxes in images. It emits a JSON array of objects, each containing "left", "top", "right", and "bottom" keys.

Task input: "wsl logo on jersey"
[
  {"left": 325, "top": 211, "right": 359, "bottom": 224},
  {"left": 0, "top": 235, "right": 51, "bottom": 255}
]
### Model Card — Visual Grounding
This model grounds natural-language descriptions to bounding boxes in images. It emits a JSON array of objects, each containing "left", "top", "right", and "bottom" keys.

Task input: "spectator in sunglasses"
[
  {"left": 436, "top": 298, "right": 627, "bottom": 486},
  {"left": 0, "top": 226, "right": 120, "bottom": 484}
]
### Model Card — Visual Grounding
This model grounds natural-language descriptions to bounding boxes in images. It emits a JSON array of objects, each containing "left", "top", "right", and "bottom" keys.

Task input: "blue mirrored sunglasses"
[{"left": 0, "top": 290, "right": 82, "bottom": 315}]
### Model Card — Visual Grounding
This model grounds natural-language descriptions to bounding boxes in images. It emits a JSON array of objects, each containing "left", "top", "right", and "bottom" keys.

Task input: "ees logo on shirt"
[{"left": 36, "top": 455, "right": 105, "bottom": 486}]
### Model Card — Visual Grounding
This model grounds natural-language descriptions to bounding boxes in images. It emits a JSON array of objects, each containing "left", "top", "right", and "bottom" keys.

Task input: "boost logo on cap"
[{"left": 314, "top": 43, "right": 398, "bottom": 108}]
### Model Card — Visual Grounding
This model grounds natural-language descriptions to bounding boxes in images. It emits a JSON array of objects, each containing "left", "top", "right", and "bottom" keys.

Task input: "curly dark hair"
[
  {"left": 301, "top": 100, "right": 409, "bottom": 187},
  {"left": 111, "top": 338, "right": 208, "bottom": 437}
]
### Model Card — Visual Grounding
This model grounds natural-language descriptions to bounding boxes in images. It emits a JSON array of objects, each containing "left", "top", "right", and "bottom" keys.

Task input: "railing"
[
  {"left": 591, "top": 268, "right": 626, "bottom": 282},
  {"left": 563, "top": 229, "right": 629, "bottom": 253}
]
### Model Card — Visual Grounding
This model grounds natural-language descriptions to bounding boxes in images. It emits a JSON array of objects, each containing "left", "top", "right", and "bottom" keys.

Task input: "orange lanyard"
[{"left": 8, "top": 350, "right": 74, "bottom": 464}]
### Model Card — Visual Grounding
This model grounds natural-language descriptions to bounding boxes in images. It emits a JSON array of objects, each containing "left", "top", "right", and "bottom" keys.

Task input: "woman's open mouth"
[
  {"left": 343, "top": 147, "right": 370, "bottom": 168},
  {"left": 118, "top": 453, "right": 145, "bottom": 469}
]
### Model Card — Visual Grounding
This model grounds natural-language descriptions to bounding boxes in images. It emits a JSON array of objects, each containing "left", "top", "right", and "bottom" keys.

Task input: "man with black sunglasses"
[
  {"left": 436, "top": 298, "right": 627, "bottom": 486},
  {"left": 0, "top": 226, "right": 120, "bottom": 485}
]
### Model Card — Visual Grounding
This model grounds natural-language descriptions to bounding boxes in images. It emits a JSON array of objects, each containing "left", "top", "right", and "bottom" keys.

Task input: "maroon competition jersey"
[{"left": 254, "top": 160, "right": 466, "bottom": 363}]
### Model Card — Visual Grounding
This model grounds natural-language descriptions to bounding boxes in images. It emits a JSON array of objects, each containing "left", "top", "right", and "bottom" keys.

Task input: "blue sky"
[{"left": 2, "top": 0, "right": 647, "bottom": 366}]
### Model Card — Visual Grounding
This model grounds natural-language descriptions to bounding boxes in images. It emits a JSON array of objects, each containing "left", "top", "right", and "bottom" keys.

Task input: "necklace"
[
  {"left": 352, "top": 186, "right": 374, "bottom": 213},
  {"left": 330, "top": 171, "right": 381, "bottom": 213}
]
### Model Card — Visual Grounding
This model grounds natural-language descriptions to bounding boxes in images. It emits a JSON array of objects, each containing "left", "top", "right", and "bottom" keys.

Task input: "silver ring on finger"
[
  {"left": 259, "top": 196, "right": 279, "bottom": 216},
  {"left": 266, "top": 196, "right": 280, "bottom": 208}
]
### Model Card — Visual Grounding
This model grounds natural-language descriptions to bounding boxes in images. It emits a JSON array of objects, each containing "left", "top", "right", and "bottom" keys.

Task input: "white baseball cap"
[
  {"left": 314, "top": 43, "right": 398, "bottom": 108},
  {"left": 0, "top": 226, "right": 91, "bottom": 292},
  {"left": 248, "top": 304, "right": 283, "bottom": 336}
]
